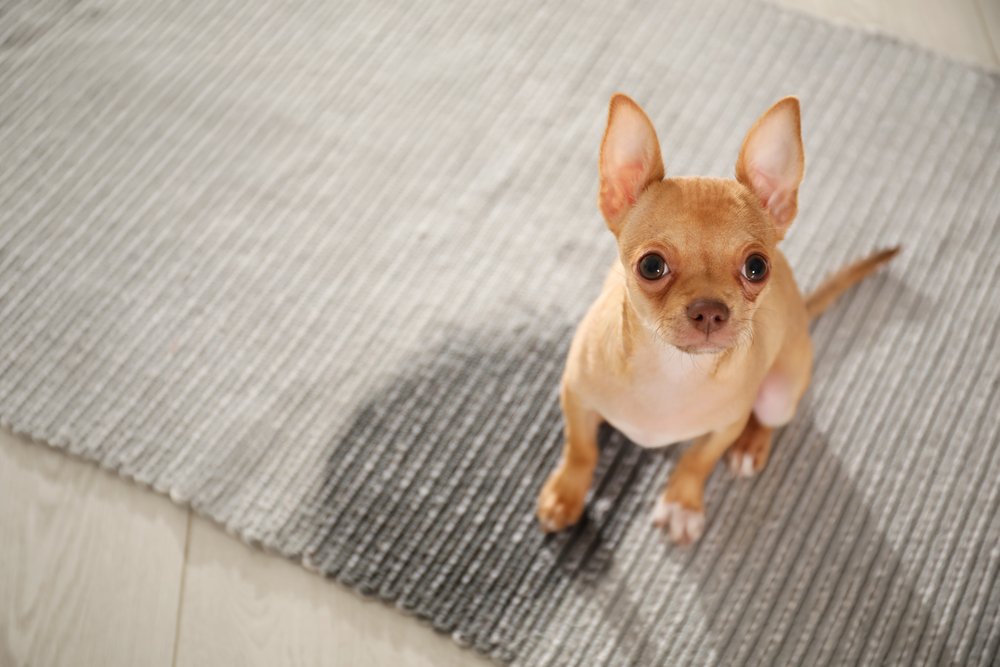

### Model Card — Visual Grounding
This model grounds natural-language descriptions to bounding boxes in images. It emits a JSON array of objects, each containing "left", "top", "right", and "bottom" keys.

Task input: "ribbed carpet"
[{"left": 2, "top": 0, "right": 999, "bottom": 664}]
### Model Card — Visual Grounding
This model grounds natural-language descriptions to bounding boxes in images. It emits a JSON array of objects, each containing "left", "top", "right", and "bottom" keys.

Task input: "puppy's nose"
[{"left": 687, "top": 300, "right": 729, "bottom": 334}]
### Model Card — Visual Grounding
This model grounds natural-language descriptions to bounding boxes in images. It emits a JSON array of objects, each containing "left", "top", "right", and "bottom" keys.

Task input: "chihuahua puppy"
[{"left": 537, "top": 94, "right": 897, "bottom": 544}]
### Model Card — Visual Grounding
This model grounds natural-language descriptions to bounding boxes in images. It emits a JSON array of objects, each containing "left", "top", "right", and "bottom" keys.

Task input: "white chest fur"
[{"left": 583, "top": 340, "right": 758, "bottom": 449}]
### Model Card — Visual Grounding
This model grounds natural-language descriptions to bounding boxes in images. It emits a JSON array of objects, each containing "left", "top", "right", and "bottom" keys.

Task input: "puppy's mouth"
[
  {"left": 675, "top": 340, "right": 732, "bottom": 355},
  {"left": 667, "top": 323, "right": 742, "bottom": 355}
]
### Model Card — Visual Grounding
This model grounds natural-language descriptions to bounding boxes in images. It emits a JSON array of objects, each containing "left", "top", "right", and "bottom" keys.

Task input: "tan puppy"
[{"left": 536, "top": 94, "right": 897, "bottom": 544}]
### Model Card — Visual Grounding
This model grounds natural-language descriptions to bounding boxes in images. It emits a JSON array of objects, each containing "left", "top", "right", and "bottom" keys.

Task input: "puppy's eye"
[
  {"left": 638, "top": 253, "right": 668, "bottom": 280},
  {"left": 742, "top": 254, "right": 769, "bottom": 282}
]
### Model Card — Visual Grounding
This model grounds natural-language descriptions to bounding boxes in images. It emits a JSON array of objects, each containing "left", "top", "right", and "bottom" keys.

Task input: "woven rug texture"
[{"left": 1, "top": 0, "right": 999, "bottom": 664}]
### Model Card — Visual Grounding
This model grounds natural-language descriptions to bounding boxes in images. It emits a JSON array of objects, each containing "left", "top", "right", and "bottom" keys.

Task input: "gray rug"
[{"left": 2, "top": 0, "right": 999, "bottom": 664}]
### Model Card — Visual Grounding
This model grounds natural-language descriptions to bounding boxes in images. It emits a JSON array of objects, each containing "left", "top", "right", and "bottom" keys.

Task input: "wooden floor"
[
  {"left": 0, "top": 428, "right": 491, "bottom": 667},
  {"left": 774, "top": 0, "right": 999, "bottom": 71},
  {"left": 1, "top": 3, "right": 997, "bottom": 666}
]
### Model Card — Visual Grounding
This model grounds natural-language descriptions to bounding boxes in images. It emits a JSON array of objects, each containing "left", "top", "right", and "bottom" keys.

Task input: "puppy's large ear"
[
  {"left": 598, "top": 94, "right": 665, "bottom": 233},
  {"left": 735, "top": 97, "right": 804, "bottom": 239}
]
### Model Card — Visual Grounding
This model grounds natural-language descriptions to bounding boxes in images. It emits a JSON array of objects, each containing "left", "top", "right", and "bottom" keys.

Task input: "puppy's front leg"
[
  {"left": 537, "top": 385, "right": 602, "bottom": 533},
  {"left": 654, "top": 415, "right": 750, "bottom": 544}
]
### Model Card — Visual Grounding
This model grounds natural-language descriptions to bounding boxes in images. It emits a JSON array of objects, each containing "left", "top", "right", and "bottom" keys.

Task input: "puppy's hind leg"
[
  {"left": 537, "top": 384, "right": 602, "bottom": 533},
  {"left": 727, "top": 413, "right": 775, "bottom": 478},
  {"left": 729, "top": 324, "right": 812, "bottom": 477}
]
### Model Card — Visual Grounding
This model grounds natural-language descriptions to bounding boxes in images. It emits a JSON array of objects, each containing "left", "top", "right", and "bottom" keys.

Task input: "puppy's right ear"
[{"left": 598, "top": 94, "right": 664, "bottom": 233}]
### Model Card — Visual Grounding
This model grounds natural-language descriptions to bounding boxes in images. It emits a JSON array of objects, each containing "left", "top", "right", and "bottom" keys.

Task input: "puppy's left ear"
[
  {"left": 735, "top": 97, "right": 804, "bottom": 239},
  {"left": 598, "top": 94, "right": 665, "bottom": 234}
]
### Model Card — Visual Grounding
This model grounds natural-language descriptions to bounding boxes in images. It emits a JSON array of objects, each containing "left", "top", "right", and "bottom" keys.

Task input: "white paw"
[
  {"left": 537, "top": 498, "right": 573, "bottom": 534},
  {"left": 652, "top": 499, "right": 705, "bottom": 545},
  {"left": 728, "top": 452, "right": 756, "bottom": 478}
]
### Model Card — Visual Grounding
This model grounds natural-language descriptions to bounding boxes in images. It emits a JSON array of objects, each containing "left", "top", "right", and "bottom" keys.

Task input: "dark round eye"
[
  {"left": 638, "top": 253, "right": 667, "bottom": 280},
  {"left": 742, "top": 254, "right": 769, "bottom": 282}
]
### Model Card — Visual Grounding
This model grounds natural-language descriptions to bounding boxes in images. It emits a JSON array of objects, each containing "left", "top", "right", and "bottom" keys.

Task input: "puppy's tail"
[{"left": 805, "top": 246, "right": 901, "bottom": 320}]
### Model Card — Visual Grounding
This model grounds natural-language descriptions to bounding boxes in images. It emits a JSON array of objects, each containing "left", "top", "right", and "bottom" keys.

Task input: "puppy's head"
[{"left": 598, "top": 94, "right": 804, "bottom": 355}]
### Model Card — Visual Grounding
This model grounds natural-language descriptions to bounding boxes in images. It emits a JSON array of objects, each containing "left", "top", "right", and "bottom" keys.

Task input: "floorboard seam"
[{"left": 172, "top": 509, "right": 194, "bottom": 667}]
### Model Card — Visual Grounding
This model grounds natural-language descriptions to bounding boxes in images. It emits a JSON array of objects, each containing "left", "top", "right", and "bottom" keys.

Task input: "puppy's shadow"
[
  {"left": 282, "top": 324, "right": 977, "bottom": 666},
  {"left": 284, "top": 329, "right": 589, "bottom": 635},
  {"left": 536, "top": 422, "right": 661, "bottom": 585},
  {"left": 283, "top": 326, "right": 671, "bottom": 659}
]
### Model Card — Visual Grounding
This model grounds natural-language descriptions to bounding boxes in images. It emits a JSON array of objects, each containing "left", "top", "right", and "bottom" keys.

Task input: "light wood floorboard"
[
  {"left": 977, "top": 0, "right": 1000, "bottom": 64},
  {"left": 173, "top": 514, "right": 492, "bottom": 667},
  {"left": 769, "top": 0, "right": 1000, "bottom": 70},
  {"left": 0, "top": 428, "right": 490, "bottom": 667},
  {"left": 0, "top": 428, "right": 187, "bottom": 667}
]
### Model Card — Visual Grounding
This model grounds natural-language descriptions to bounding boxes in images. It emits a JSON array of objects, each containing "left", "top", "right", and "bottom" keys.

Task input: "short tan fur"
[{"left": 537, "top": 94, "right": 898, "bottom": 544}]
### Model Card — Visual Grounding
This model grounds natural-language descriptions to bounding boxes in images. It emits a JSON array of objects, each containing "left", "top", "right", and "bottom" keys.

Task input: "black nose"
[{"left": 687, "top": 300, "right": 729, "bottom": 334}]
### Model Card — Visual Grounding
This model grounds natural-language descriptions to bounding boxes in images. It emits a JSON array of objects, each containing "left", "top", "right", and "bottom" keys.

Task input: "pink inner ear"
[
  {"left": 598, "top": 98, "right": 664, "bottom": 227},
  {"left": 615, "top": 162, "right": 647, "bottom": 205},
  {"left": 764, "top": 191, "right": 794, "bottom": 228},
  {"left": 751, "top": 165, "right": 796, "bottom": 229},
  {"left": 749, "top": 166, "right": 779, "bottom": 208},
  {"left": 737, "top": 98, "right": 804, "bottom": 233},
  {"left": 600, "top": 161, "right": 649, "bottom": 222}
]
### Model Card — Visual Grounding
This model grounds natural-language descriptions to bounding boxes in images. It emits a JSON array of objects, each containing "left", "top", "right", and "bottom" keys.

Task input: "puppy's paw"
[
  {"left": 652, "top": 497, "right": 705, "bottom": 545},
  {"left": 536, "top": 468, "right": 588, "bottom": 533},
  {"left": 727, "top": 417, "right": 773, "bottom": 478},
  {"left": 727, "top": 451, "right": 759, "bottom": 478}
]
